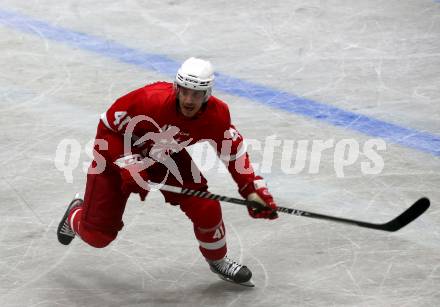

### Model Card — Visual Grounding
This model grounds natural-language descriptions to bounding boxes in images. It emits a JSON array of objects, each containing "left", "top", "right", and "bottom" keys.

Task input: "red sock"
[{"left": 195, "top": 220, "right": 227, "bottom": 261}]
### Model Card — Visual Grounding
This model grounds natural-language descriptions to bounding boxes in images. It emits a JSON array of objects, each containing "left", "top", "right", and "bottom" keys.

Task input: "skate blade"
[{"left": 217, "top": 274, "right": 255, "bottom": 287}]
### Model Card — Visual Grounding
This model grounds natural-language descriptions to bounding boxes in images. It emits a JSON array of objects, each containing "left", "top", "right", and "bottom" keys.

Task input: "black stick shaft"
[{"left": 148, "top": 182, "right": 430, "bottom": 232}]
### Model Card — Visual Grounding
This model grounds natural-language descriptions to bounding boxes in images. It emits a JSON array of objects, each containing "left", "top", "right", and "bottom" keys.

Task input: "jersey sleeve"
[
  {"left": 212, "top": 106, "right": 256, "bottom": 191},
  {"left": 97, "top": 87, "right": 149, "bottom": 166},
  {"left": 100, "top": 87, "right": 145, "bottom": 134}
]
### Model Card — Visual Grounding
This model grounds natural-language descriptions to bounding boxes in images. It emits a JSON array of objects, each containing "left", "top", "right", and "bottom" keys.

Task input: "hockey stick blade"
[
  {"left": 277, "top": 197, "right": 430, "bottom": 232},
  {"left": 371, "top": 197, "right": 430, "bottom": 231}
]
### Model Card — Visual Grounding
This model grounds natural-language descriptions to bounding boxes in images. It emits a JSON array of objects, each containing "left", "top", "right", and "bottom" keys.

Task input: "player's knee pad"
[
  {"left": 80, "top": 227, "right": 117, "bottom": 248},
  {"left": 180, "top": 198, "right": 222, "bottom": 229}
]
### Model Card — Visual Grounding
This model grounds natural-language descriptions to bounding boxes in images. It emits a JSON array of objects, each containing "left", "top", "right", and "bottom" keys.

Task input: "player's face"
[{"left": 178, "top": 87, "right": 205, "bottom": 118}]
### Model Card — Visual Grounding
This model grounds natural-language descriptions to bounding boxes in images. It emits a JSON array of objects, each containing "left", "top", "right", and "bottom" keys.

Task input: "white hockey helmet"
[{"left": 175, "top": 57, "right": 214, "bottom": 101}]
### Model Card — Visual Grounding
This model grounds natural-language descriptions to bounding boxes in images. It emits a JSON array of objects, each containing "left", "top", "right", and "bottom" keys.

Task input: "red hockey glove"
[
  {"left": 115, "top": 154, "right": 150, "bottom": 201},
  {"left": 239, "top": 176, "right": 278, "bottom": 220}
]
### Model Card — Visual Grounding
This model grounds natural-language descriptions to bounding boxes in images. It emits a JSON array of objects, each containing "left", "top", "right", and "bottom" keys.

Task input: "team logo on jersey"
[{"left": 123, "top": 115, "right": 193, "bottom": 189}]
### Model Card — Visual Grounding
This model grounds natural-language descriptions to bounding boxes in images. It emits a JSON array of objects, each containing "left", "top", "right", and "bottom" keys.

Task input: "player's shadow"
[
  {"left": 202, "top": 280, "right": 255, "bottom": 293},
  {"left": 124, "top": 280, "right": 255, "bottom": 306},
  {"left": 54, "top": 269, "right": 254, "bottom": 306}
]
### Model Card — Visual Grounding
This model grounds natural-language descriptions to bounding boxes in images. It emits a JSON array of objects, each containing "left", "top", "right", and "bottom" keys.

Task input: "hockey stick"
[{"left": 148, "top": 181, "right": 430, "bottom": 232}]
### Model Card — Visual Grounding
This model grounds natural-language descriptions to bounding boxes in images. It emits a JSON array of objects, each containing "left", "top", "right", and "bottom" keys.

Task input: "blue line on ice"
[{"left": 1, "top": 9, "right": 439, "bottom": 157}]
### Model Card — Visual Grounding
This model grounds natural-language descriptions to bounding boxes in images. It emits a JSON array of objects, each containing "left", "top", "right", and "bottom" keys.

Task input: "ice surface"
[{"left": 0, "top": 1, "right": 439, "bottom": 306}]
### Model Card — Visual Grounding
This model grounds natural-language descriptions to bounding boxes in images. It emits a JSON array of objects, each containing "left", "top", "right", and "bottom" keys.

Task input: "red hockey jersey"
[{"left": 96, "top": 81, "right": 255, "bottom": 190}]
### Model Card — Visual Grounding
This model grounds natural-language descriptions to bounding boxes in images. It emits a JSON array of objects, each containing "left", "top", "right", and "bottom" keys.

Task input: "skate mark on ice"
[
  {"left": 1, "top": 176, "right": 44, "bottom": 225},
  {"left": 228, "top": 223, "right": 244, "bottom": 264},
  {"left": 0, "top": 245, "right": 72, "bottom": 300}
]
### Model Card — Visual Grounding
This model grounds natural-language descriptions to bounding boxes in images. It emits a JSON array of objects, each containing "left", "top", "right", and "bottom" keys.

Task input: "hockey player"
[{"left": 57, "top": 57, "right": 278, "bottom": 287}]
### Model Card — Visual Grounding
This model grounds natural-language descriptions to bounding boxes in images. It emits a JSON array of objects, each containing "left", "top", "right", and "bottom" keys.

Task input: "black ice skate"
[
  {"left": 57, "top": 194, "right": 83, "bottom": 245},
  {"left": 208, "top": 256, "right": 254, "bottom": 287}
]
